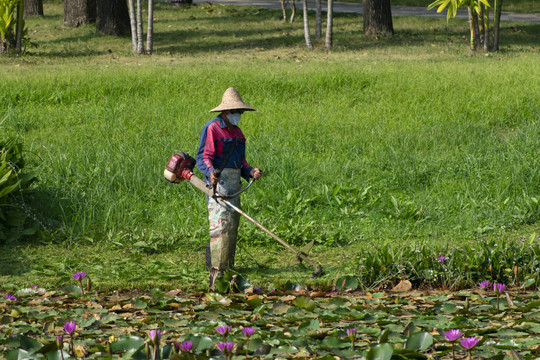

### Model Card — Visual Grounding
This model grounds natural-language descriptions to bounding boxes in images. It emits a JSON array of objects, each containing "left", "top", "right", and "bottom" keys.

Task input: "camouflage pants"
[{"left": 208, "top": 168, "right": 242, "bottom": 272}]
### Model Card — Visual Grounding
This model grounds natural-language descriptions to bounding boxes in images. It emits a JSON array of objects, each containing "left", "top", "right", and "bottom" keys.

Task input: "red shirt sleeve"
[{"left": 203, "top": 123, "right": 217, "bottom": 171}]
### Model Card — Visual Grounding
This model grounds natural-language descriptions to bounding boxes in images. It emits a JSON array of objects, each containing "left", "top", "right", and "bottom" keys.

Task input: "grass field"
[
  {"left": 0, "top": 1, "right": 539, "bottom": 292},
  {"left": 373, "top": 0, "right": 538, "bottom": 13}
]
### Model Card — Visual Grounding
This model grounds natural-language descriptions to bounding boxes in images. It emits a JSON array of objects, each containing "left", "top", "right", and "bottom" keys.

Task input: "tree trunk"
[
  {"left": 24, "top": 0, "right": 43, "bottom": 16},
  {"left": 325, "top": 0, "right": 333, "bottom": 49},
  {"left": 473, "top": 10, "right": 480, "bottom": 49},
  {"left": 136, "top": 0, "right": 144, "bottom": 53},
  {"left": 315, "top": 0, "right": 322, "bottom": 40},
  {"left": 479, "top": 5, "right": 485, "bottom": 47},
  {"left": 363, "top": 0, "right": 393, "bottom": 36},
  {"left": 127, "top": 0, "right": 137, "bottom": 52},
  {"left": 96, "top": 0, "right": 129, "bottom": 36},
  {"left": 484, "top": 6, "right": 489, "bottom": 51},
  {"left": 280, "top": 0, "right": 287, "bottom": 21},
  {"left": 146, "top": 0, "right": 153, "bottom": 54},
  {"left": 302, "top": 0, "right": 313, "bottom": 49},
  {"left": 289, "top": 0, "right": 296, "bottom": 23},
  {"left": 492, "top": 0, "right": 503, "bottom": 50},
  {"left": 64, "top": 0, "right": 96, "bottom": 27},
  {"left": 467, "top": 6, "right": 478, "bottom": 50},
  {"left": 16, "top": 0, "right": 24, "bottom": 55}
]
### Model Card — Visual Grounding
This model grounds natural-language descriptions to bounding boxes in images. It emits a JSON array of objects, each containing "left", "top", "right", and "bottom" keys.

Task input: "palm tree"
[
  {"left": 315, "top": 0, "right": 322, "bottom": 40},
  {"left": 146, "top": 0, "right": 153, "bottom": 54},
  {"left": 492, "top": 0, "right": 503, "bottom": 50},
  {"left": 325, "top": 0, "right": 334, "bottom": 49},
  {"left": 136, "top": 0, "right": 144, "bottom": 54},
  {"left": 15, "top": 0, "right": 23, "bottom": 54},
  {"left": 302, "top": 0, "right": 312, "bottom": 49},
  {"left": 127, "top": 0, "right": 137, "bottom": 52}
]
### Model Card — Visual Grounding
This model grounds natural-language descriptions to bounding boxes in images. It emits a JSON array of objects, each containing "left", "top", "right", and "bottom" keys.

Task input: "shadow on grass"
[
  {"left": 0, "top": 245, "right": 31, "bottom": 277},
  {"left": 25, "top": 2, "right": 540, "bottom": 58}
]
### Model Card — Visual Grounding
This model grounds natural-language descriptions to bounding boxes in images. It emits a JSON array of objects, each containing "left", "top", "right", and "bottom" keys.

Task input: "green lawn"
[
  {"left": 1, "top": 5, "right": 540, "bottom": 358},
  {"left": 388, "top": 0, "right": 539, "bottom": 13},
  {"left": 0, "top": 1, "right": 539, "bottom": 293}
]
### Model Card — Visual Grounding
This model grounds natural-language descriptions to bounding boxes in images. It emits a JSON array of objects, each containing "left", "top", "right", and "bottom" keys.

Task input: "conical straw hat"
[{"left": 210, "top": 87, "right": 256, "bottom": 112}]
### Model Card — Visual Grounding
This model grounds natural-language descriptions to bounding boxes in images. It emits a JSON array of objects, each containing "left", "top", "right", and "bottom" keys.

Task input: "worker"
[{"left": 196, "top": 87, "right": 263, "bottom": 290}]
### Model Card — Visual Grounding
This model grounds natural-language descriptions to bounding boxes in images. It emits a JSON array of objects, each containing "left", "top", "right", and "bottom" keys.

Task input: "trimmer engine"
[{"left": 164, "top": 152, "right": 196, "bottom": 183}]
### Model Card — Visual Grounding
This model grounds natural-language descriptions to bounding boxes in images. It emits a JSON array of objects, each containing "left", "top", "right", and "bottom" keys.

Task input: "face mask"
[{"left": 227, "top": 113, "right": 241, "bottom": 126}]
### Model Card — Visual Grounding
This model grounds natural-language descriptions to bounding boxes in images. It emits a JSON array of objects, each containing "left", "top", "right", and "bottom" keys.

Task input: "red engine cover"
[{"left": 166, "top": 152, "right": 195, "bottom": 178}]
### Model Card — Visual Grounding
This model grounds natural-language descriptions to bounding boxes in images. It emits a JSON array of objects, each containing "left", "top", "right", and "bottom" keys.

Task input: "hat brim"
[{"left": 209, "top": 105, "right": 256, "bottom": 112}]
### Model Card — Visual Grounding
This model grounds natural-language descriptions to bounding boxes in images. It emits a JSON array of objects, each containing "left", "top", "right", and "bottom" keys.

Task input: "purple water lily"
[
  {"left": 56, "top": 335, "right": 63, "bottom": 348},
  {"left": 216, "top": 326, "right": 232, "bottom": 337},
  {"left": 493, "top": 282, "right": 507, "bottom": 312},
  {"left": 72, "top": 272, "right": 86, "bottom": 281},
  {"left": 346, "top": 328, "right": 357, "bottom": 350},
  {"left": 5, "top": 293, "right": 16, "bottom": 301},
  {"left": 443, "top": 329, "right": 464, "bottom": 342},
  {"left": 444, "top": 329, "right": 464, "bottom": 360},
  {"left": 63, "top": 321, "right": 76, "bottom": 335},
  {"left": 148, "top": 330, "right": 162, "bottom": 344},
  {"left": 437, "top": 256, "right": 447, "bottom": 264},
  {"left": 460, "top": 336, "right": 480, "bottom": 350},
  {"left": 217, "top": 342, "right": 234, "bottom": 353},
  {"left": 179, "top": 341, "right": 193, "bottom": 352},
  {"left": 478, "top": 280, "right": 490, "bottom": 290},
  {"left": 217, "top": 341, "right": 235, "bottom": 359},
  {"left": 242, "top": 327, "right": 255, "bottom": 358},
  {"left": 242, "top": 327, "right": 255, "bottom": 338}
]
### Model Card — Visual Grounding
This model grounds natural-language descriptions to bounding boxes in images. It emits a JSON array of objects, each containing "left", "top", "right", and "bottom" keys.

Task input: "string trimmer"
[{"left": 164, "top": 152, "right": 324, "bottom": 278}]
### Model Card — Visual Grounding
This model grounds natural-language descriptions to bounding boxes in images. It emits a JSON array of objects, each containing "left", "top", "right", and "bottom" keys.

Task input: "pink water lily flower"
[
  {"left": 148, "top": 330, "right": 162, "bottom": 343},
  {"left": 494, "top": 283, "right": 506, "bottom": 293},
  {"left": 478, "top": 281, "right": 490, "bottom": 290},
  {"left": 217, "top": 341, "right": 234, "bottom": 354},
  {"left": 460, "top": 336, "right": 481, "bottom": 350},
  {"left": 443, "top": 329, "right": 464, "bottom": 342},
  {"left": 179, "top": 341, "right": 193, "bottom": 352},
  {"left": 216, "top": 326, "right": 232, "bottom": 336},
  {"left": 242, "top": 327, "right": 255, "bottom": 338},
  {"left": 63, "top": 321, "right": 77, "bottom": 335},
  {"left": 72, "top": 272, "right": 86, "bottom": 281}
]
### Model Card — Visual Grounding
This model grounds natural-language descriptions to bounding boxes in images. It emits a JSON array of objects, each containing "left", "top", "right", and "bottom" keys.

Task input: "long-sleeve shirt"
[{"left": 196, "top": 115, "right": 253, "bottom": 182}]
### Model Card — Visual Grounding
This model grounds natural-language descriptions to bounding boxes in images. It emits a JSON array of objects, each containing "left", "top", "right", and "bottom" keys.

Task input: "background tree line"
[{"left": 0, "top": 0, "right": 513, "bottom": 56}]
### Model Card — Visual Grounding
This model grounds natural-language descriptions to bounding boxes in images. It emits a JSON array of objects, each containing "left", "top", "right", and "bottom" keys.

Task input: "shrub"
[{"left": 0, "top": 138, "right": 37, "bottom": 243}]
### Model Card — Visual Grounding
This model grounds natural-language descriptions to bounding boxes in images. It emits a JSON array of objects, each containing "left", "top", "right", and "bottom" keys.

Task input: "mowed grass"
[
  {"left": 0, "top": 2, "right": 539, "bottom": 291},
  {"left": 356, "top": 0, "right": 539, "bottom": 13}
]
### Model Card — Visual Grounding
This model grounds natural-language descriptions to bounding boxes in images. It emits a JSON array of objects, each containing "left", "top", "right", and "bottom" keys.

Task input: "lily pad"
[
  {"left": 293, "top": 296, "right": 318, "bottom": 312},
  {"left": 367, "top": 343, "right": 394, "bottom": 360},
  {"left": 406, "top": 332, "right": 433, "bottom": 352}
]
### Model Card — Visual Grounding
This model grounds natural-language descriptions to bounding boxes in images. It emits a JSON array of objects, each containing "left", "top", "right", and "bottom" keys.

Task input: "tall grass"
[{"left": 0, "top": 3, "right": 538, "bottom": 251}]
